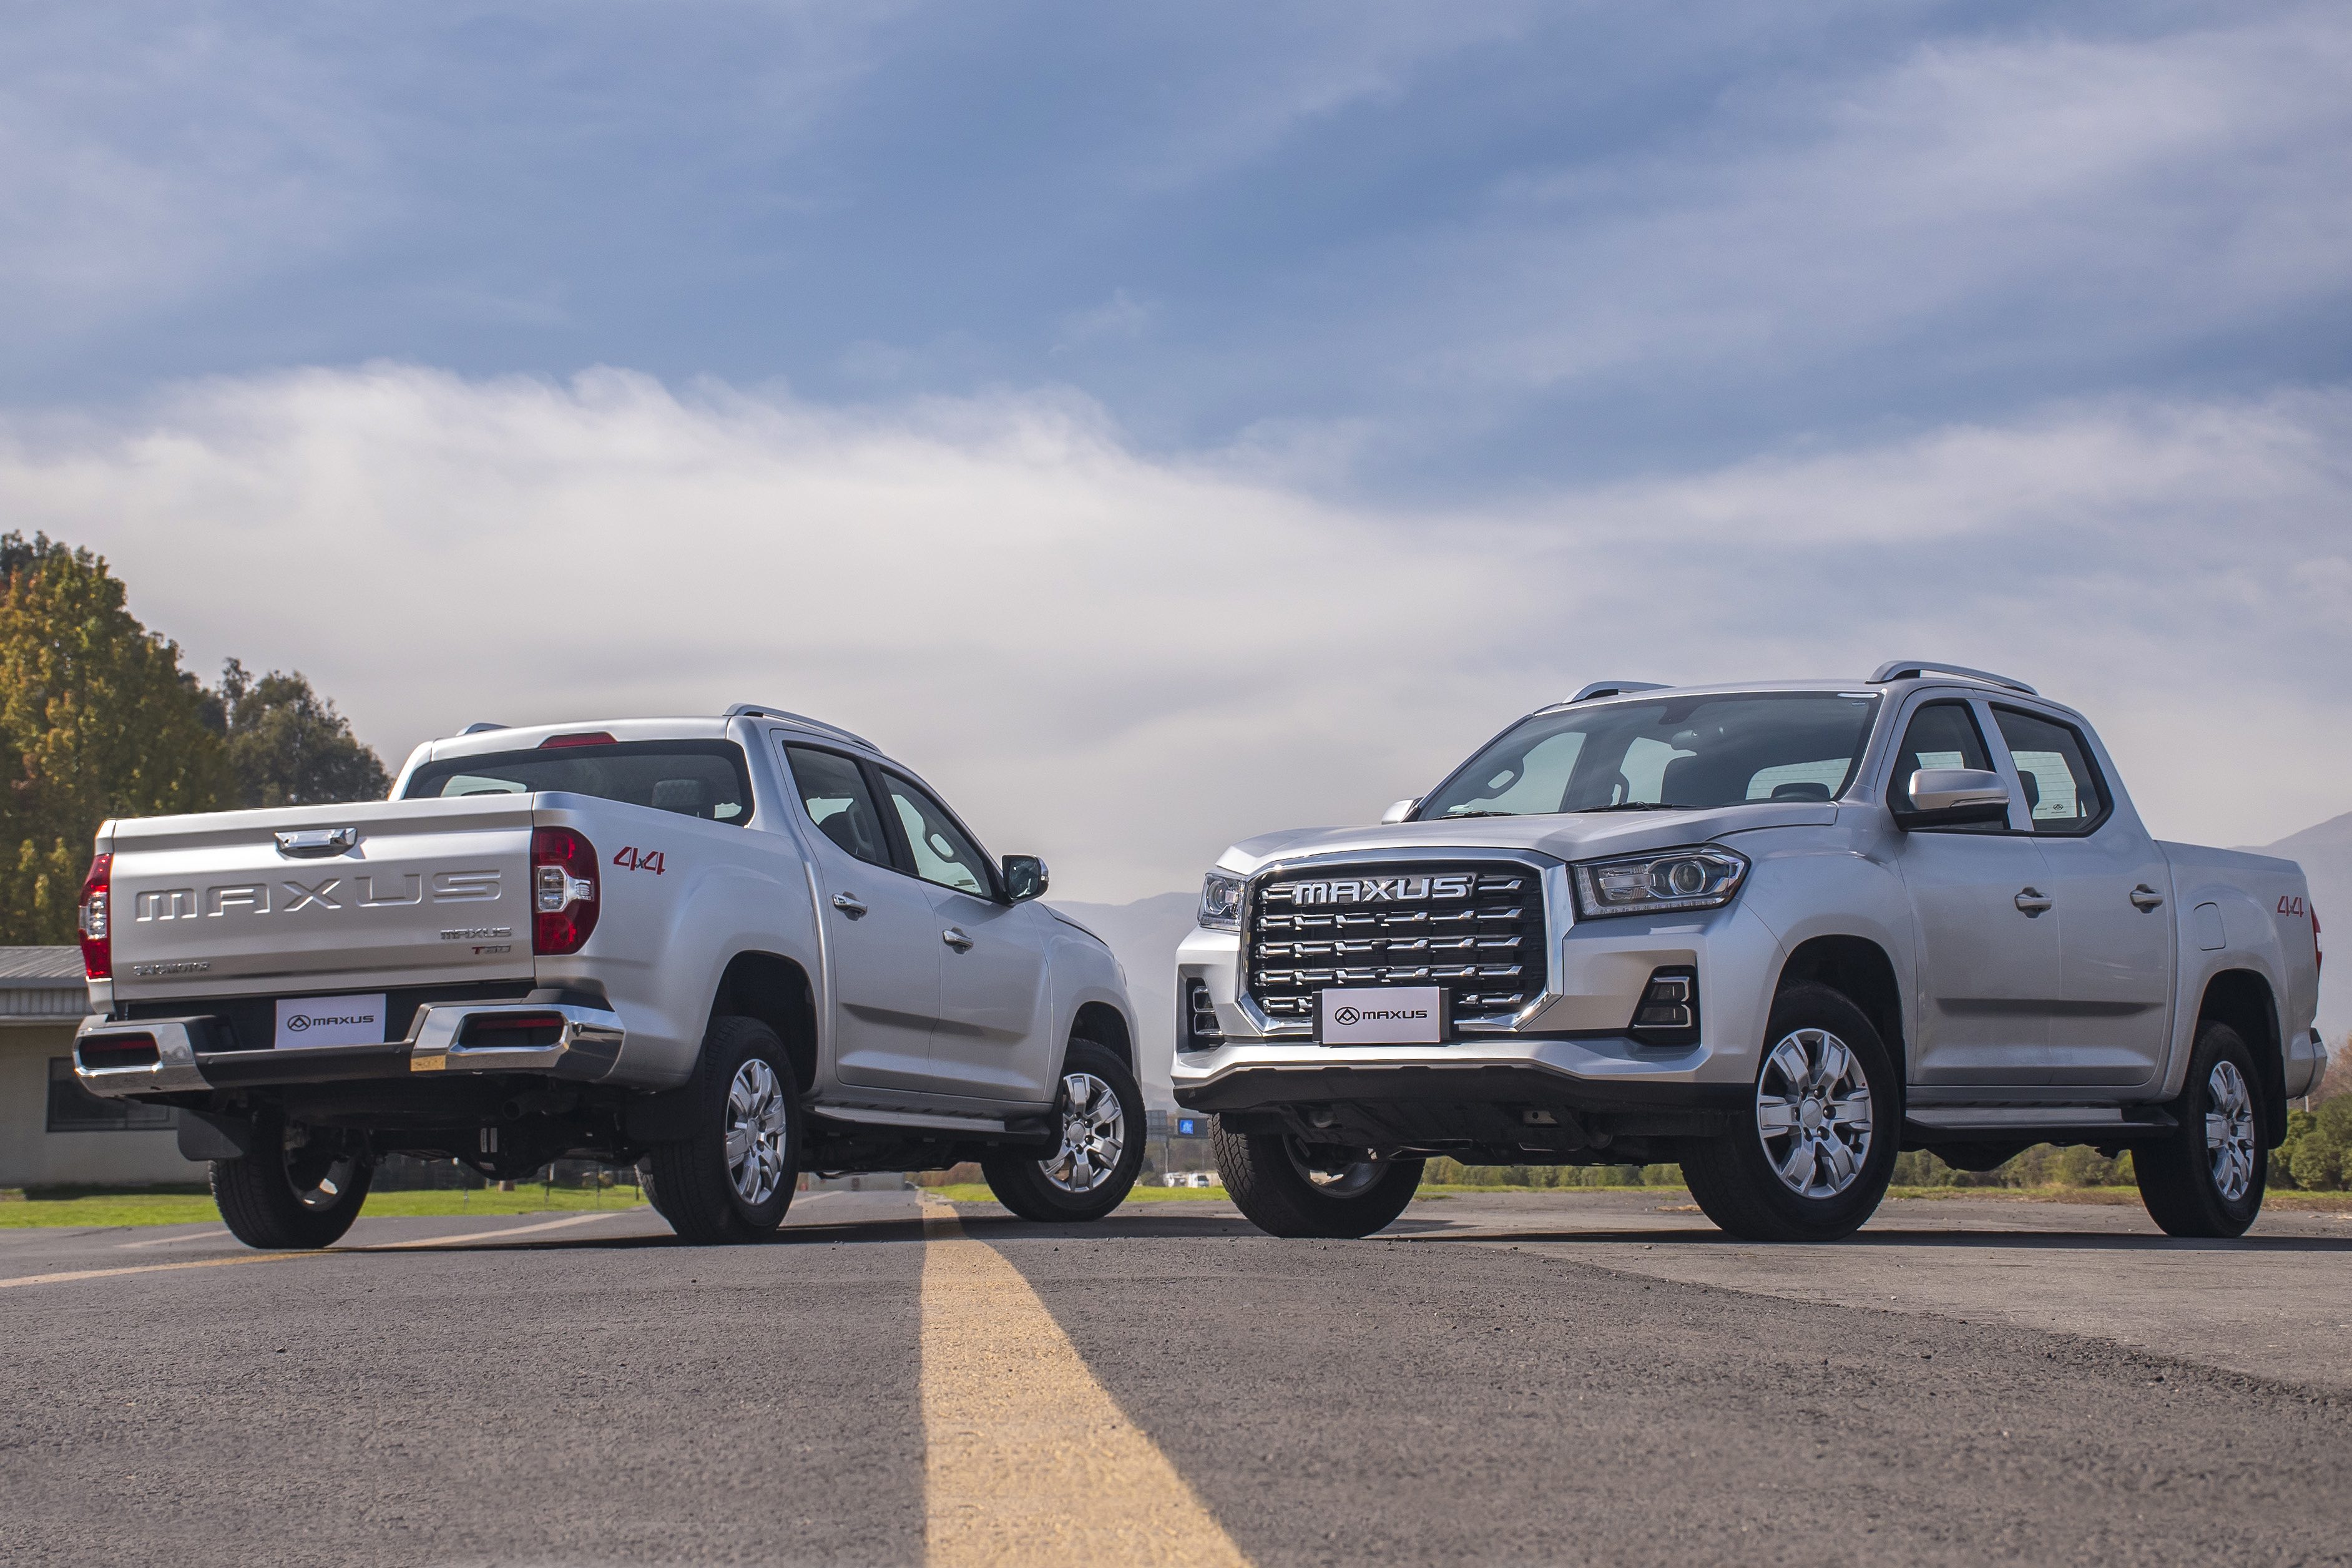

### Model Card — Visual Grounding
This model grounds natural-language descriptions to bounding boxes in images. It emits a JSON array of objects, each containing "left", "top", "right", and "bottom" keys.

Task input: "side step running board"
[{"left": 1904, "top": 1104, "right": 2178, "bottom": 1142}]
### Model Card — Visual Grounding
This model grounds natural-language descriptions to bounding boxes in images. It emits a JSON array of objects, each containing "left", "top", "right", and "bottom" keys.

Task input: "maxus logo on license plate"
[{"left": 1318, "top": 986, "right": 1449, "bottom": 1046}]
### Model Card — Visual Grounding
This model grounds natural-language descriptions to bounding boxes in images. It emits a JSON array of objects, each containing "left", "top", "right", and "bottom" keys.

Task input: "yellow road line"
[
  {"left": 358, "top": 1210, "right": 634, "bottom": 1249},
  {"left": 919, "top": 1198, "right": 1252, "bottom": 1568}
]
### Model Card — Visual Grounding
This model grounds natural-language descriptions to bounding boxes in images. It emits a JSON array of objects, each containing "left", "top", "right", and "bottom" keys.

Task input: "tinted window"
[
  {"left": 1994, "top": 708, "right": 2108, "bottom": 834},
  {"left": 882, "top": 773, "right": 991, "bottom": 897},
  {"left": 785, "top": 746, "right": 890, "bottom": 867},
  {"left": 1421, "top": 693, "right": 1879, "bottom": 820},
  {"left": 47, "top": 1059, "right": 175, "bottom": 1132},
  {"left": 404, "top": 741, "right": 753, "bottom": 824}
]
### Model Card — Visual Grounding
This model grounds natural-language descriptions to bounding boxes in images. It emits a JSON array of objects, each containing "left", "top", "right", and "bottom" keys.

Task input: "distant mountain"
[
  {"left": 2247, "top": 810, "right": 2351, "bottom": 1049},
  {"left": 1046, "top": 891, "right": 1198, "bottom": 1110}
]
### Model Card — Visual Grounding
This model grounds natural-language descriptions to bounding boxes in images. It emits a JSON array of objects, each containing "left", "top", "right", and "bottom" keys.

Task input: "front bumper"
[{"left": 72, "top": 1002, "right": 626, "bottom": 1100}]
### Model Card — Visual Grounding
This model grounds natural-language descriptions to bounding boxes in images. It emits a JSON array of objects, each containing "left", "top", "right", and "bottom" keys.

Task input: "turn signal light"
[
  {"left": 531, "top": 827, "right": 600, "bottom": 955},
  {"left": 77, "top": 852, "right": 112, "bottom": 980}
]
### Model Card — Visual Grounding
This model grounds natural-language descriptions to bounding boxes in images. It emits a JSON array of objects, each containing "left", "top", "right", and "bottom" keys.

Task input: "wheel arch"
[
  {"left": 1071, "top": 1000, "right": 1134, "bottom": 1074},
  {"left": 709, "top": 950, "right": 818, "bottom": 1094},
  {"left": 1775, "top": 934, "right": 1906, "bottom": 1082},
  {"left": 2198, "top": 968, "right": 2285, "bottom": 1146}
]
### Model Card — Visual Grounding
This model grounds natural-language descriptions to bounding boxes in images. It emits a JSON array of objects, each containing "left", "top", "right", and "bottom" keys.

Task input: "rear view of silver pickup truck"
[{"left": 71, "top": 708, "right": 1145, "bottom": 1247}]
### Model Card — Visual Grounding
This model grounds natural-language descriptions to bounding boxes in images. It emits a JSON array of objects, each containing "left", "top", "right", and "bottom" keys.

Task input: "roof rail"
[
  {"left": 1867, "top": 660, "right": 2036, "bottom": 696},
  {"left": 723, "top": 702, "right": 876, "bottom": 750},
  {"left": 460, "top": 722, "right": 508, "bottom": 735},
  {"left": 1568, "top": 680, "right": 1670, "bottom": 703}
]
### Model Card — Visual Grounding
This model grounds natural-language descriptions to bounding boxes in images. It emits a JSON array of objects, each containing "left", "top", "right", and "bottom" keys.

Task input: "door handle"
[
  {"left": 2014, "top": 887, "right": 2052, "bottom": 916},
  {"left": 942, "top": 926, "right": 974, "bottom": 952},
  {"left": 2130, "top": 884, "right": 2165, "bottom": 911},
  {"left": 831, "top": 892, "right": 868, "bottom": 919}
]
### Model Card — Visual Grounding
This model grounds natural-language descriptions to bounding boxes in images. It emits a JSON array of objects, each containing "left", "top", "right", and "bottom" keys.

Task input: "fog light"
[{"left": 1632, "top": 967, "right": 1698, "bottom": 1038}]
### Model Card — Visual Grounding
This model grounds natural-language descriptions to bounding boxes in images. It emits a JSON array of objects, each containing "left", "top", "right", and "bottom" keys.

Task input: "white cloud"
[{"left": 0, "top": 365, "right": 2344, "bottom": 901}]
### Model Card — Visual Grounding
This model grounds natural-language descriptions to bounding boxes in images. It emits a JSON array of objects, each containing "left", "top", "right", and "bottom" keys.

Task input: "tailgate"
[{"left": 106, "top": 796, "right": 537, "bottom": 1002}]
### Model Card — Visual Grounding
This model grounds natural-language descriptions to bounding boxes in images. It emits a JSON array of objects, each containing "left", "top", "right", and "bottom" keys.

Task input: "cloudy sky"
[{"left": 2, "top": 1, "right": 2346, "bottom": 901}]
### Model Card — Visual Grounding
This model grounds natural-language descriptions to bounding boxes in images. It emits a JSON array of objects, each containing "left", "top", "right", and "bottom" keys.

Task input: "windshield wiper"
[
  {"left": 1437, "top": 810, "right": 1519, "bottom": 820},
  {"left": 1569, "top": 802, "right": 1689, "bottom": 813}
]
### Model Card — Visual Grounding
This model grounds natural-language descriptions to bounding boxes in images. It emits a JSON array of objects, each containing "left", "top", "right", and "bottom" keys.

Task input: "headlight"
[
  {"left": 1572, "top": 845, "right": 1749, "bottom": 918},
  {"left": 1198, "top": 871, "right": 1243, "bottom": 929}
]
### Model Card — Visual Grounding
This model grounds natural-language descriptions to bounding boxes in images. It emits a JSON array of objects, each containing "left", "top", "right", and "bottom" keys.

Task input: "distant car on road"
[
  {"left": 1177, "top": 662, "right": 2326, "bottom": 1242},
  {"left": 70, "top": 706, "right": 1145, "bottom": 1247}
]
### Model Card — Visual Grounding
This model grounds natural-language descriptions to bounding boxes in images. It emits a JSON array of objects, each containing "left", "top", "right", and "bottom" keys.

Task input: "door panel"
[
  {"left": 929, "top": 890, "right": 1057, "bottom": 1103},
  {"left": 1991, "top": 706, "right": 2173, "bottom": 1088},
  {"left": 1897, "top": 832, "right": 2061, "bottom": 1085},
  {"left": 779, "top": 742, "right": 941, "bottom": 1092}
]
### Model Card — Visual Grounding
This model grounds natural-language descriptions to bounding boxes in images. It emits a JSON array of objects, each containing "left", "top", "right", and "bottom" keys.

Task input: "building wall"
[{"left": 0, "top": 1024, "right": 207, "bottom": 1188}]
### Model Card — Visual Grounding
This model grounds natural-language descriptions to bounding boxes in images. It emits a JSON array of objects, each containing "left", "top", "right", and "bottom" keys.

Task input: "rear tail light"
[
  {"left": 531, "top": 827, "right": 600, "bottom": 955},
  {"left": 78, "top": 1033, "right": 159, "bottom": 1071},
  {"left": 77, "top": 852, "right": 112, "bottom": 980},
  {"left": 2315, "top": 906, "right": 2323, "bottom": 978},
  {"left": 458, "top": 1011, "right": 567, "bottom": 1048}
]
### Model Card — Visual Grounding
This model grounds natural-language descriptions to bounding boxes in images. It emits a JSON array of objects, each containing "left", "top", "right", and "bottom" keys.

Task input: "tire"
[
  {"left": 210, "top": 1113, "right": 375, "bottom": 1250},
  {"left": 1682, "top": 983, "right": 1898, "bottom": 1243},
  {"left": 1212, "top": 1122, "right": 1424, "bottom": 1239},
  {"left": 981, "top": 1040, "right": 1145, "bottom": 1222},
  {"left": 645, "top": 1015, "right": 802, "bottom": 1244},
  {"left": 2135, "top": 1019, "right": 2266, "bottom": 1238}
]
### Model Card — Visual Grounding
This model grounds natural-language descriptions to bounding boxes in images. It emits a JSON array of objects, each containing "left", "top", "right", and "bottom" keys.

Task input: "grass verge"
[{"left": 0, "top": 1186, "right": 650, "bottom": 1228}]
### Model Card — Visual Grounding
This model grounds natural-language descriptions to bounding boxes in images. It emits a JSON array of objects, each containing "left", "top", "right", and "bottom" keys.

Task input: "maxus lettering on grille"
[{"left": 1248, "top": 861, "right": 1546, "bottom": 1024}]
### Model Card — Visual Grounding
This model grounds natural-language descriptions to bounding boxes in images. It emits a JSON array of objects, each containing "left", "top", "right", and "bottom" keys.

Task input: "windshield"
[
  {"left": 1419, "top": 693, "right": 1879, "bottom": 820},
  {"left": 402, "top": 740, "right": 755, "bottom": 825}
]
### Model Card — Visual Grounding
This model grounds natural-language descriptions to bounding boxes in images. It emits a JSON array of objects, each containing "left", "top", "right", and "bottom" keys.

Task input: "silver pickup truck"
[
  {"left": 71, "top": 705, "right": 1144, "bottom": 1247},
  {"left": 1177, "top": 663, "right": 2325, "bottom": 1242}
]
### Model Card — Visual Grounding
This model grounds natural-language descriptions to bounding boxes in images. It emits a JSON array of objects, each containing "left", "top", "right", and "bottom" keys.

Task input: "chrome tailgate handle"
[{"left": 275, "top": 826, "right": 358, "bottom": 858}]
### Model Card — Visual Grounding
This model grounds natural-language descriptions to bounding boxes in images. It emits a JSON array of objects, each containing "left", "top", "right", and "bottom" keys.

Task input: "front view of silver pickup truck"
[{"left": 1177, "top": 664, "right": 2323, "bottom": 1243}]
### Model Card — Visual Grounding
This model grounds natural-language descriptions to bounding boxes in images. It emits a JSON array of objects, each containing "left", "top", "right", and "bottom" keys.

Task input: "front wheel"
[
  {"left": 645, "top": 1015, "right": 802, "bottom": 1244},
  {"left": 1213, "top": 1123, "right": 1423, "bottom": 1238},
  {"left": 1682, "top": 983, "right": 1898, "bottom": 1243},
  {"left": 2134, "top": 1020, "right": 2266, "bottom": 1238},
  {"left": 211, "top": 1114, "right": 375, "bottom": 1250},
  {"left": 981, "top": 1040, "right": 1145, "bottom": 1222}
]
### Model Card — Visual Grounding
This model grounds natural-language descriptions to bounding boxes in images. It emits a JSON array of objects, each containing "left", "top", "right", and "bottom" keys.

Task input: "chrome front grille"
[{"left": 1246, "top": 860, "right": 1548, "bottom": 1025}]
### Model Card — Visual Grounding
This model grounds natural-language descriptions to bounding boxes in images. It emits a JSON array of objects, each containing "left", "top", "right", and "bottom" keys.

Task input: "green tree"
[
  {"left": 0, "top": 534, "right": 228, "bottom": 943},
  {"left": 215, "top": 659, "right": 390, "bottom": 809}
]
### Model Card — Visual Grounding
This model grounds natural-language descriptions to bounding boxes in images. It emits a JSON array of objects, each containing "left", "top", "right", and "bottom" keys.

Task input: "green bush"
[{"left": 2273, "top": 1097, "right": 2351, "bottom": 1191}]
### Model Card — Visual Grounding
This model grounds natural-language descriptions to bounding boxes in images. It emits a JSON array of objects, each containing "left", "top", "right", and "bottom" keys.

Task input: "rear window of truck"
[{"left": 403, "top": 740, "right": 755, "bottom": 825}]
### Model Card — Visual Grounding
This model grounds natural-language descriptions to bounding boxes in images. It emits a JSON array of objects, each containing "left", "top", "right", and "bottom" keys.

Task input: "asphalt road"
[{"left": 4, "top": 1188, "right": 2350, "bottom": 1567}]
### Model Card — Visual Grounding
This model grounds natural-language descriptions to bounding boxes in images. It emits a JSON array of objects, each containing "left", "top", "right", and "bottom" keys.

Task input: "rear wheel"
[
  {"left": 1213, "top": 1122, "right": 1423, "bottom": 1238},
  {"left": 645, "top": 1015, "right": 801, "bottom": 1244},
  {"left": 2135, "top": 1021, "right": 2266, "bottom": 1238},
  {"left": 211, "top": 1114, "right": 375, "bottom": 1250},
  {"left": 1682, "top": 983, "right": 1898, "bottom": 1242},
  {"left": 981, "top": 1040, "right": 1145, "bottom": 1222}
]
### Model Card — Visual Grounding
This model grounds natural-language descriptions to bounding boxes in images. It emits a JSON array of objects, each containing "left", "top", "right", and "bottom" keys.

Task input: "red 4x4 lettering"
[{"left": 612, "top": 846, "right": 665, "bottom": 875}]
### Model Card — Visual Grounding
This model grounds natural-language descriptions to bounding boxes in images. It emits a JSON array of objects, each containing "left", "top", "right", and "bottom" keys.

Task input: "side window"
[
  {"left": 784, "top": 746, "right": 890, "bottom": 868},
  {"left": 1891, "top": 702, "right": 2000, "bottom": 831},
  {"left": 1992, "top": 708, "right": 2109, "bottom": 834},
  {"left": 881, "top": 773, "right": 992, "bottom": 898}
]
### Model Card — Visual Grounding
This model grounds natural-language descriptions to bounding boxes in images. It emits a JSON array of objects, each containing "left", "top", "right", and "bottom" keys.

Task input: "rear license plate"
[
  {"left": 273, "top": 994, "right": 389, "bottom": 1049},
  {"left": 1316, "top": 986, "right": 1447, "bottom": 1046}
]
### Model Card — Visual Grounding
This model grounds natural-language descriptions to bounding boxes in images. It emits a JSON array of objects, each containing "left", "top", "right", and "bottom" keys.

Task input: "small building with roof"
[{"left": 0, "top": 947, "right": 203, "bottom": 1188}]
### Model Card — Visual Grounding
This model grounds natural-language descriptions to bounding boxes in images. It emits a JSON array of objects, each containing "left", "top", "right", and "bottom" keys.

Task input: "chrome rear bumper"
[{"left": 73, "top": 1002, "right": 625, "bottom": 1099}]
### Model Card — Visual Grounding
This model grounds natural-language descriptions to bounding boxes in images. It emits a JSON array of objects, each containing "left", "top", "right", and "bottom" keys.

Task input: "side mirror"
[
  {"left": 1893, "top": 768, "right": 2010, "bottom": 830},
  {"left": 1381, "top": 798, "right": 1421, "bottom": 825},
  {"left": 1001, "top": 855, "right": 1049, "bottom": 903}
]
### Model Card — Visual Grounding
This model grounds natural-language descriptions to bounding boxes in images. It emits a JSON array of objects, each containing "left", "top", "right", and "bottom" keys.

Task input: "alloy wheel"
[
  {"left": 725, "top": 1057, "right": 791, "bottom": 1205},
  {"left": 1042, "top": 1072, "right": 1125, "bottom": 1193},
  {"left": 1755, "top": 1026, "right": 1874, "bottom": 1200},
  {"left": 2205, "top": 1059, "right": 2257, "bottom": 1202},
  {"left": 1283, "top": 1139, "right": 1384, "bottom": 1198},
  {"left": 282, "top": 1124, "right": 365, "bottom": 1212}
]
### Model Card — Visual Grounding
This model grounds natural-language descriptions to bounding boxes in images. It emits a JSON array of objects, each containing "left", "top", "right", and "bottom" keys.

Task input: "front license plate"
[
  {"left": 1316, "top": 986, "right": 1447, "bottom": 1046},
  {"left": 274, "top": 994, "right": 389, "bottom": 1049}
]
